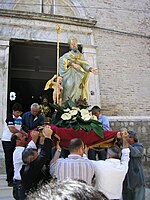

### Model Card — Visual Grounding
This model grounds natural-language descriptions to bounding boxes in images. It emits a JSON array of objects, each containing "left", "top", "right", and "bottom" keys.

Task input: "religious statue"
[
  {"left": 39, "top": 96, "right": 51, "bottom": 123},
  {"left": 59, "top": 37, "right": 97, "bottom": 103},
  {"left": 44, "top": 75, "right": 63, "bottom": 106}
]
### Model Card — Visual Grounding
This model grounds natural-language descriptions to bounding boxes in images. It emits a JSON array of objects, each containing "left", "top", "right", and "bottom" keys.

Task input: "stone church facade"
[{"left": 0, "top": 0, "right": 150, "bottom": 185}]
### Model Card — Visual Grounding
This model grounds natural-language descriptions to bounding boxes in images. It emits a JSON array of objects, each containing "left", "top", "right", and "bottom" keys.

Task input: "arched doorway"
[{"left": 8, "top": 39, "right": 69, "bottom": 114}]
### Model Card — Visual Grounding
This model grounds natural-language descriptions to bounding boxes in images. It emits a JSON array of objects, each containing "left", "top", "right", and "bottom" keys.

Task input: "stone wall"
[
  {"left": 80, "top": 0, "right": 150, "bottom": 115},
  {"left": 109, "top": 117, "right": 150, "bottom": 187},
  {"left": 0, "top": 40, "right": 9, "bottom": 136},
  {"left": 94, "top": 29, "right": 150, "bottom": 116},
  {"left": 82, "top": 0, "right": 149, "bottom": 36}
]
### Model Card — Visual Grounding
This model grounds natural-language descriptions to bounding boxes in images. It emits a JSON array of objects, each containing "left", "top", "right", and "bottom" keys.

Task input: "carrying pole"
[{"left": 56, "top": 25, "right": 61, "bottom": 104}]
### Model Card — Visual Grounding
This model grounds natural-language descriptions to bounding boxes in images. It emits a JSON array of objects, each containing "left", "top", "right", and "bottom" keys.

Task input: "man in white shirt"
[
  {"left": 11, "top": 130, "right": 39, "bottom": 200},
  {"left": 1, "top": 103, "right": 23, "bottom": 186},
  {"left": 91, "top": 132, "right": 130, "bottom": 200}
]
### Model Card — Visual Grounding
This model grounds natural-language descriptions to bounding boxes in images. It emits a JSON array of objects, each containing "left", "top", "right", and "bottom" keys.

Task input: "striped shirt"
[{"left": 50, "top": 154, "right": 94, "bottom": 185}]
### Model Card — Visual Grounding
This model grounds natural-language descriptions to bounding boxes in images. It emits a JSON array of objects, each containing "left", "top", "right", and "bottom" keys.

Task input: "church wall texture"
[{"left": 80, "top": 0, "right": 150, "bottom": 115}]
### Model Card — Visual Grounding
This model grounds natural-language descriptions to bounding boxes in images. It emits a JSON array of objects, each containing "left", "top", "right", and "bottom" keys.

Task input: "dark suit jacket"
[
  {"left": 20, "top": 138, "right": 52, "bottom": 193},
  {"left": 22, "top": 111, "right": 44, "bottom": 132}
]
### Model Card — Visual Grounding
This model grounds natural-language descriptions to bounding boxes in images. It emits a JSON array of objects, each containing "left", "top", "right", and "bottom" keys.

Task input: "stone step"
[
  {"left": 145, "top": 188, "right": 150, "bottom": 200},
  {"left": 0, "top": 174, "right": 7, "bottom": 187},
  {"left": 0, "top": 197, "right": 13, "bottom": 200},
  {"left": 0, "top": 175, "right": 14, "bottom": 200}
]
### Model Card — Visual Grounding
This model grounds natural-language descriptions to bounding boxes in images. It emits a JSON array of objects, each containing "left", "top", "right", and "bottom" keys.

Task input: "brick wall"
[
  {"left": 80, "top": 0, "right": 150, "bottom": 115},
  {"left": 93, "top": 30, "right": 150, "bottom": 115}
]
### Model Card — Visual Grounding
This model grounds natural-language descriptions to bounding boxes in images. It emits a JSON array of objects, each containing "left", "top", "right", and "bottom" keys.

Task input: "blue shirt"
[{"left": 98, "top": 114, "right": 110, "bottom": 130}]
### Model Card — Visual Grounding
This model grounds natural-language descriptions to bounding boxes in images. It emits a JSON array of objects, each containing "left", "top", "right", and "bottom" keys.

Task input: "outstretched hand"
[
  {"left": 89, "top": 68, "right": 97, "bottom": 75},
  {"left": 30, "top": 130, "right": 39, "bottom": 144},
  {"left": 42, "top": 125, "right": 53, "bottom": 139}
]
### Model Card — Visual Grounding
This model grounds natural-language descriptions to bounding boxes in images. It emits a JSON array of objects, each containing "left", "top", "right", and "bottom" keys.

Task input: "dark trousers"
[
  {"left": 122, "top": 185, "right": 145, "bottom": 200},
  {"left": 88, "top": 149, "right": 107, "bottom": 160},
  {"left": 13, "top": 179, "right": 26, "bottom": 200},
  {"left": 2, "top": 141, "right": 14, "bottom": 183}
]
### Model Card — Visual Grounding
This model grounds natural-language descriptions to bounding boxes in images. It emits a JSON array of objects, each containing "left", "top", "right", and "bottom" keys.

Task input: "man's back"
[
  {"left": 92, "top": 148, "right": 130, "bottom": 199},
  {"left": 50, "top": 154, "right": 94, "bottom": 185}
]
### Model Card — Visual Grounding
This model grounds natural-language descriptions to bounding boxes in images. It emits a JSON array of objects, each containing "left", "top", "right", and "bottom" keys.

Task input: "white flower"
[
  {"left": 61, "top": 113, "right": 72, "bottom": 120},
  {"left": 69, "top": 109, "right": 78, "bottom": 116},
  {"left": 81, "top": 114, "right": 91, "bottom": 121},
  {"left": 80, "top": 109, "right": 89, "bottom": 116},
  {"left": 64, "top": 108, "right": 70, "bottom": 112},
  {"left": 72, "top": 116, "right": 77, "bottom": 120},
  {"left": 72, "top": 107, "right": 80, "bottom": 111},
  {"left": 10, "top": 92, "right": 16, "bottom": 101},
  {"left": 91, "top": 115, "right": 98, "bottom": 121}
]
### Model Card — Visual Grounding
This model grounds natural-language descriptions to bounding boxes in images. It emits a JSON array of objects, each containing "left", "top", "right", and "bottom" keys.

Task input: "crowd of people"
[{"left": 1, "top": 102, "right": 146, "bottom": 200}]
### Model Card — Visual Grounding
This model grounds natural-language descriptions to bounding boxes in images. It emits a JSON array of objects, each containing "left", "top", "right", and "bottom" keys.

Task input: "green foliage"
[{"left": 51, "top": 99, "right": 104, "bottom": 138}]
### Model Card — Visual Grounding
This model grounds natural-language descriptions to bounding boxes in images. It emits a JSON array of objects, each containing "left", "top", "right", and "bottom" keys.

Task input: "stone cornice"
[
  {"left": 108, "top": 116, "right": 150, "bottom": 122},
  {"left": 0, "top": 9, "right": 97, "bottom": 28}
]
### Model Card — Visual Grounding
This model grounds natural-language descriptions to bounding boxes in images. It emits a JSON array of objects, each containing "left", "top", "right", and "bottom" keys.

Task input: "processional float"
[{"left": 37, "top": 25, "right": 118, "bottom": 149}]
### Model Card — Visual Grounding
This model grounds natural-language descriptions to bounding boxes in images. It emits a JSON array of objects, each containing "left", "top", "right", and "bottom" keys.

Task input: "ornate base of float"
[
  {"left": 51, "top": 126, "right": 117, "bottom": 149},
  {"left": 29, "top": 125, "right": 117, "bottom": 149},
  {"left": 28, "top": 124, "right": 117, "bottom": 149}
]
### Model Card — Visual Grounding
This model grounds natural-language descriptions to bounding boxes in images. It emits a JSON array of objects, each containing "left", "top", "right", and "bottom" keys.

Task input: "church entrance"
[{"left": 8, "top": 39, "right": 69, "bottom": 113}]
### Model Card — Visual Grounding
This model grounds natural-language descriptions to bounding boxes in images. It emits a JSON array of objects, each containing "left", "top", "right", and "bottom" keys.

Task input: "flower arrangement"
[{"left": 50, "top": 99, "right": 103, "bottom": 138}]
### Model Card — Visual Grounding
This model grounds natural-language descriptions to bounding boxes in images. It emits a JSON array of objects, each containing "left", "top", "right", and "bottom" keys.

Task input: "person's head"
[
  {"left": 68, "top": 37, "right": 78, "bottom": 52},
  {"left": 42, "top": 97, "right": 49, "bottom": 106},
  {"left": 127, "top": 131, "right": 138, "bottom": 144},
  {"left": 31, "top": 103, "right": 40, "bottom": 116},
  {"left": 68, "top": 138, "right": 84, "bottom": 156},
  {"left": 12, "top": 103, "right": 23, "bottom": 118},
  {"left": 58, "top": 76, "right": 62, "bottom": 83},
  {"left": 11, "top": 132, "right": 28, "bottom": 148},
  {"left": 22, "top": 148, "right": 38, "bottom": 164},
  {"left": 27, "top": 179, "right": 108, "bottom": 200},
  {"left": 91, "top": 106, "right": 101, "bottom": 118},
  {"left": 107, "top": 146, "right": 121, "bottom": 159}
]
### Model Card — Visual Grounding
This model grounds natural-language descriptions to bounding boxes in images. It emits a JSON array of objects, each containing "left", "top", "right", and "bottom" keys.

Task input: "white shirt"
[
  {"left": 2, "top": 116, "right": 22, "bottom": 141},
  {"left": 13, "top": 140, "right": 36, "bottom": 180},
  {"left": 92, "top": 148, "right": 130, "bottom": 200},
  {"left": 1, "top": 123, "right": 12, "bottom": 141}
]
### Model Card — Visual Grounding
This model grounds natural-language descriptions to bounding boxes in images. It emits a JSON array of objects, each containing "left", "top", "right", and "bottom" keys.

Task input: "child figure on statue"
[
  {"left": 51, "top": 75, "right": 63, "bottom": 105},
  {"left": 44, "top": 75, "right": 63, "bottom": 106}
]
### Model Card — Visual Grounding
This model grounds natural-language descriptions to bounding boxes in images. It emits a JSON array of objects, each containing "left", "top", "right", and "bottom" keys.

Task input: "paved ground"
[{"left": 145, "top": 188, "right": 150, "bottom": 200}]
